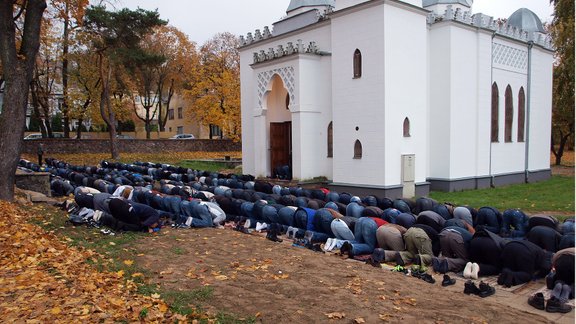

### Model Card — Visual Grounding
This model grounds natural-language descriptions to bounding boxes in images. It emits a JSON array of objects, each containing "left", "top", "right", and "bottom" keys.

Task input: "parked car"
[
  {"left": 116, "top": 134, "right": 134, "bottom": 139},
  {"left": 24, "top": 133, "right": 42, "bottom": 140},
  {"left": 170, "top": 134, "right": 195, "bottom": 140}
]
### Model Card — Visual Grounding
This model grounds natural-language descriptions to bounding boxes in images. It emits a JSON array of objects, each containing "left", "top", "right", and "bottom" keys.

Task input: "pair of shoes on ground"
[
  {"left": 286, "top": 226, "right": 298, "bottom": 239},
  {"left": 528, "top": 293, "right": 573, "bottom": 313},
  {"left": 323, "top": 238, "right": 339, "bottom": 252},
  {"left": 463, "top": 262, "right": 480, "bottom": 280},
  {"left": 441, "top": 274, "right": 456, "bottom": 287},
  {"left": 255, "top": 222, "right": 268, "bottom": 232},
  {"left": 411, "top": 271, "right": 435, "bottom": 284},
  {"left": 464, "top": 280, "right": 495, "bottom": 298},
  {"left": 366, "top": 256, "right": 382, "bottom": 268}
]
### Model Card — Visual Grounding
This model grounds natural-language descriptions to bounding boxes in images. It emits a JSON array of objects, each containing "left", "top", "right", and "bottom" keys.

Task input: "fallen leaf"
[
  {"left": 354, "top": 318, "right": 365, "bottom": 323},
  {"left": 123, "top": 260, "right": 134, "bottom": 266},
  {"left": 325, "top": 312, "right": 346, "bottom": 319},
  {"left": 151, "top": 293, "right": 161, "bottom": 299}
]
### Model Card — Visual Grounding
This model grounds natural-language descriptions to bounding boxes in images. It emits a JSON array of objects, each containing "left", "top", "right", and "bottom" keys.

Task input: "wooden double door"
[{"left": 270, "top": 122, "right": 292, "bottom": 176}]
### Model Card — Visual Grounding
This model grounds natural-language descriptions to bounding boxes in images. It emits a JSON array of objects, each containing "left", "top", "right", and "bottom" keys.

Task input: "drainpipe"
[
  {"left": 489, "top": 31, "right": 496, "bottom": 188},
  {"left": 524, "top": 40, "right": 533, "bottom": 183}
]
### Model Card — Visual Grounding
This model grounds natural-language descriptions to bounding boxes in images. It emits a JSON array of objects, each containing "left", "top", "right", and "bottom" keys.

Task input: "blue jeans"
[
  {"left": 395, "top": 212, "right": 416, "bottom": 228},
  {"left": 501, "top": 209, "right": 529, "bottom": 238},
  {"left": 162, "top": 195, "right": 182, "bottom": 219},
  {"left": 346, "top": 202, "right": 364, "bottom": 218},
  {"left": 313, "top": 209, "right": 335, "bottom": 235},
  {"left": 476, "top": 207, "right": 502, "bottom": 234},
  {"left": 331, "top": 218, "right": 355, "bottom": 240},
  {"left": 382, "top": 208, "right": 401, "bottom": 223},
  {"left": 294, "top": 207, "right": 316, "bottom": 231},
  {"left": 326, "top": 192, "right": 340, "bottom": 203},
  {"left": 278, "top": 207, "right": 296, "bottom": 226},
  {"left": 261, "top": 205, "right": 279, "bottom": 224},
  {"left": 241, "top": 202, "right": 255, "bottom": 218},
  {"left": 561, "top": 218, "right": 575, "bottom": 234},
  {"left": 349, "top": 217, "right": 378, "bottom": 256}
]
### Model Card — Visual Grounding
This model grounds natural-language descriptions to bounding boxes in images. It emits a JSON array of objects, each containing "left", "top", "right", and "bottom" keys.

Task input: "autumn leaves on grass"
[{"left": 0, "top": 201, "right": 201, "bottom": 322}]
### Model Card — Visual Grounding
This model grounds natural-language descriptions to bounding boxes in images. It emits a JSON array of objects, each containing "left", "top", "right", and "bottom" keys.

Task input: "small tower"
[
  {"left": 286, "top": 0, "right": 335, "bottom": 17},
  {"left": 507, "top": 8, "right": 546, "bottom": 34},
  {"left": 423, "top": 0, "right": 472, "bottom": 15}
]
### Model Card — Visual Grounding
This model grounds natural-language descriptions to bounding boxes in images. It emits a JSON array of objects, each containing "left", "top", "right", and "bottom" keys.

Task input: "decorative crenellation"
[
  {"left": 257, "top": 66, "right": 296, "bottom": 108},
  {"left": 240, "top": 26, "right": 274, "bottom": 47},
  {"left": 427, "top": 5, "right": 552, "bottom": 49},
  {"left": 252, "top": 39, "right": 322, "bottom": 64}
]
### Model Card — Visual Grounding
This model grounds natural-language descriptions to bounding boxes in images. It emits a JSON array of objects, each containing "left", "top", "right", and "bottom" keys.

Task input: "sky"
[{"left": 117, "top": 0, "right": 555, "bottom": 45}]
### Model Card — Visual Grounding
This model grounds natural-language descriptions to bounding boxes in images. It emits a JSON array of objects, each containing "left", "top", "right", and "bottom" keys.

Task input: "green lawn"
[{"left": 429, "top": 175, "right": 574, "bottom": 218}]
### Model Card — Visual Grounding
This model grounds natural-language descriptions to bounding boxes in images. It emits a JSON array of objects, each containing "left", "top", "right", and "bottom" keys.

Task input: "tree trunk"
[
  {"left": 61, "top": 12, "right": 70, "bottom": 138},
  {"left": 0, "top": 66, "right": 30, "bottom": 201},
  {"left": 0, "top": 0, "right": 47, "bottom": 202}
]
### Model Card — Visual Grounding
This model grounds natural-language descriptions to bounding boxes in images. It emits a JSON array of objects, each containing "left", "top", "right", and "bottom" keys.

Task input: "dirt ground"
[{"left": 131, "top": 226, "right": 574, "bottom": 324}]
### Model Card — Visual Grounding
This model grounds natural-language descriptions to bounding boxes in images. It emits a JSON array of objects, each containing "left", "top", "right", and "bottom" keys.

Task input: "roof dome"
[
  {"left": 508, "top": 8, "right": 545, "bottom": 33},
  {"left": 287, "top": 0, "right": 335, "bottom": 13},
  {"left": 422, "top": 0, "right": 472, "bottom": 8}
]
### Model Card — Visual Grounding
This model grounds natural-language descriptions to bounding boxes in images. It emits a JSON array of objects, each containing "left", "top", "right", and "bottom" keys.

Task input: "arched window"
[
  {"left": 353, "top": 140, "right": 362, "bottom": 159},
  {"left": 491, "top": 82, "right": 499, "bottom": 143},
  {"left": 353, "top": 49, "right": 362, "bottom": 78},
  {"left": 505, "top": 85, "right": 513, "bottom": 143},
  {"left": 517, "top": 87, "right": 525, "bottom": 142},
  {"left": 327, "top": 122, "right": 333, "bottom": 158},
  {"left": 403, "top": 117, "right": 411, "bottom": 137}
]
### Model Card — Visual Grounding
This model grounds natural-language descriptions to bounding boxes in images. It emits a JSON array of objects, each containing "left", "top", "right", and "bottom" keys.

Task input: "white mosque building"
[{"left": 239, "top": 0, "right": 553, "bottom": 198}]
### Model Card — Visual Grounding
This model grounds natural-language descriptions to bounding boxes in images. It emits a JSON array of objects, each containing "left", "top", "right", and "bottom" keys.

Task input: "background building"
[{"left": 239, "top": 0, "right": 553, "bottom": 197}]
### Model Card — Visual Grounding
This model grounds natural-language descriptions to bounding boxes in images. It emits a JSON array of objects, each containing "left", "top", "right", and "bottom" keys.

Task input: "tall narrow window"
[
  {"left": 353, "top": 140, "right": 362, "bottom": 159},
  {"left": 517, "top": 87, "right": 525, "bottom": 142},
  {"left": 353, "top": 49, "right": 362, "bottom": 78},
  {"left": 491, "top": 82, "right": 499, "bottom": 142},
  {"left": 403, "top": 117, "right": 411, "bottom": 137},
  {"left": 168, "top": 108, "right": 174, "bottom": 120},
  {"left": 177, "top": 107, "right": 183, "bottom": 119},
  {"left": 505, "top": 85, "right": 513, "bottom": 143},
  {"left": 327, "top": 122, "right": 333, "bottom": 158}
]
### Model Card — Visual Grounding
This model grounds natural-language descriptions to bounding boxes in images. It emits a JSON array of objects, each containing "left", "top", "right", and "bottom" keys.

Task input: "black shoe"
[
  {"left": 464, "top": 280, "right": 480, "bottom": 295},
  {"left": 441, "top": 275, "right": 456, "bottom": 287},
  {"left": 340, "top": 241, "right": 353, "bottom": 258},
  {"left": 478, "top": 281, "right": 495, "bottom": 298},
  {"left": 528, "top": 292, "right": 545, "bottom": 310},
  {"left": 546, "top": 296, "right": 573, "bottom": 313},
  {"left": 366, "top": 257, "right": 382, "bottom": 268},
  {"left": 420, "top": 273, "right": 435, "bottom": 284},
  {"left": 266, "top": 231, "right": 283, "bottom": 243}
]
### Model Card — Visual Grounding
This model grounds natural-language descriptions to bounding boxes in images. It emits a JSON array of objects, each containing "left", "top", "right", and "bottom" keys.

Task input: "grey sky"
[{"left": 118, "top": 0, "right": 554, "bottom": 45}]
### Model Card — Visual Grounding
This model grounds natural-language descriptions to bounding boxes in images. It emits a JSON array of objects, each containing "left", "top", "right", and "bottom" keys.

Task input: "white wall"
[
  {"left": 331, "top": 3, "right": 386, "bottom": 186},
  {"left": 528, "top": 46, "right": 553, "bottom": 171},
  {"left": 490, "top": 38, "right": 529, "bottom": 175},
  {"left": 383, "top": 2, "right": 429, "bottom": 185},
  {"left": 240, "top": 23, "right": 332, "bottom": 178}
]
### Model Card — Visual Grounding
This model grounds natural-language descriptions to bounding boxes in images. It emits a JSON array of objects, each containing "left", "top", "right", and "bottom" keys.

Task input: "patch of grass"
[
  {"left": 212, "top": 312, "right": 257, "bottom": 324},
  {"left": 162, "top": 287, "right": 214, "bottom": 315},
  {"left": 172, "top": 246, "right": 185, "bottom": 255},
  {"left": 179, "top": 160, "right": 238, "bottom": 173},
  {"left": 429, "top": 175, "right": 574, "bottom": 217}
]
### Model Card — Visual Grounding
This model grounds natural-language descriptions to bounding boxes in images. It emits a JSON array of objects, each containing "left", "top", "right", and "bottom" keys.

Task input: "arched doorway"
[{"left": 264, "top": 74, "right": 292, "bottom": 178}]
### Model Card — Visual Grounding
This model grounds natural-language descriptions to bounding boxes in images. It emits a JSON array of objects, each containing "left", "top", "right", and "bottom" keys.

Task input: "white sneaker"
[
  {"left": 244, "top": 219, "right": 251, "bottom": 229},
  {"left": 256, "top": 222, "right": 268, "bottom": 232},
  {"left": 463, "top": 262, "right": 473, "bottom": 279},
  {"left": 185, "top": 217, "right": 193, "bottom": 227},
  {"left": 471, "top": 262, "right": 480, "bottom": 280},
  {"left": 323, "top": 238, "right": 333, "bottom": 251}
]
